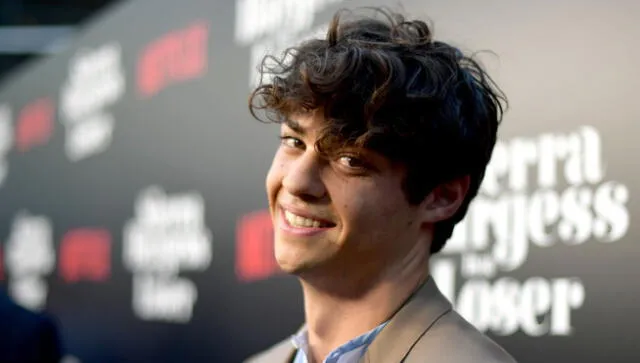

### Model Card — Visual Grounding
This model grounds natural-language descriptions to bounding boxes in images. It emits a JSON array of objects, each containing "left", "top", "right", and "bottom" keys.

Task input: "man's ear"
[{"left": 421, "top": 175, "right": 471, "bottom": 223}]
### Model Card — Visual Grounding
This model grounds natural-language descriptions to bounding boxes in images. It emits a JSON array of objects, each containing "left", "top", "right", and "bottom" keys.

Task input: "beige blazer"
[{"left": 244, "top": 278, "right": 517, "bottom": 363}]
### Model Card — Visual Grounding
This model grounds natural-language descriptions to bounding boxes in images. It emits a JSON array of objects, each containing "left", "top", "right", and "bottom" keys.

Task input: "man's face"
[{"left": 265, "top": 112, "right": 428, "bottom": 280}]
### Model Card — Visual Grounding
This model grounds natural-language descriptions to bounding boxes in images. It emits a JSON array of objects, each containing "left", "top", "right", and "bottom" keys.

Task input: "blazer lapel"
[
  {"left": 248, "top": 338, "right": 297, "bottom": 363},
  {"left": 275, "top": 340, "right": 297, "bottom": 363},
  {"left": 360, "top": 277, "right": 453, "bottom": 363}
]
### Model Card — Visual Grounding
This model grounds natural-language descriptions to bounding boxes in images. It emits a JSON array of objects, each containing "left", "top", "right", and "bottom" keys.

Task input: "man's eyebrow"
[{"left": 284, "top": 118, "right": 305, "bottom": 135}]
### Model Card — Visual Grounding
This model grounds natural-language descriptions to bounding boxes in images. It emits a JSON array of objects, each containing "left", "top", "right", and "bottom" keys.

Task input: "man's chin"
[
  {"left": 275, "top": 259, "right": 312, "bottom": 275},
  {"left": 275, "top": 254, "right": 325, "bottom": 276},
  {"left": 274, "top": 238, "right": 337, "bottom": 276}
]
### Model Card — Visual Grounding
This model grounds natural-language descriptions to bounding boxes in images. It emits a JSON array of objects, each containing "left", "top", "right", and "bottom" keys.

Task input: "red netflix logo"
[
  {"left": 59, "top": 228, "right": 111, "bottom": 283},
  {"left": 137, "top": 21, "right": 209, "bottom": 98},
  {"left": 235, "top": 210, "right": 279, "bottom": 282},
  {"left": 15, "top": 97, "right": 54, "bottom": 152}
]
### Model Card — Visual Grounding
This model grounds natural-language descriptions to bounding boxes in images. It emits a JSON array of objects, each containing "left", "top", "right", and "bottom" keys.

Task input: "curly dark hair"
[{"left": 249, "top": 7, "right": 507, "bottom": 254}]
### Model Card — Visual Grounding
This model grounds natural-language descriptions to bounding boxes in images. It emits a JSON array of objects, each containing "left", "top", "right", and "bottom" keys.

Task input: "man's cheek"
[{"left": 265, "top": 162, "right": 283, "bottom": 196}]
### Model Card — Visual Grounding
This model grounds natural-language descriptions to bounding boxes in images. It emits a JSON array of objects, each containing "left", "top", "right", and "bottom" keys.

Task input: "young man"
[{"left": 245, "top": 7, "right": 517, "bottom": 363}]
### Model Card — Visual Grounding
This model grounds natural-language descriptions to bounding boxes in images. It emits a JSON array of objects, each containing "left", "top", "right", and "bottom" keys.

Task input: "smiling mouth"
[{"left": 283, "top": 210, "right": 334, "bottom": 229}]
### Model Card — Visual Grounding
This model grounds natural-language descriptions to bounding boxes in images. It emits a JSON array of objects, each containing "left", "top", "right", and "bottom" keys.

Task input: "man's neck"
[{"left": 298, "top": 244, "right": 430, "bottom": 363}]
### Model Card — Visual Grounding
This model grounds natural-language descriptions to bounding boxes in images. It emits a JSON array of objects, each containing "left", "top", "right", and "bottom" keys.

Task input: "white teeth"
[{"left": 284, "top": 210, "right": 325, "bottom": 228}]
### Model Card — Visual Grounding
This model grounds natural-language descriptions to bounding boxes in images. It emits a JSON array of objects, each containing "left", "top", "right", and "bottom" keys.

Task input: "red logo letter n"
[
  {"left": 59, "top": 228, "right": 111, "bottom": 283},
  {"left": 235, "top": 210, "right": 277, "bottom": 283}
]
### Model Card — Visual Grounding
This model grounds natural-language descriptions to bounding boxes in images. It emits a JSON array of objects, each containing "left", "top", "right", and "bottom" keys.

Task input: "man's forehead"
[
  {"left": 283, "top": 112, "right": 325, "bottom": 135},
  {"left": 283, "top": 118, "right": 305, "bottom": 134}
]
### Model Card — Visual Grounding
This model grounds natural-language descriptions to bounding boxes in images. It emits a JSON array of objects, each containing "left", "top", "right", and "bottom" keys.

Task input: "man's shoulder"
[
  {"left": 0, "top": 292, "right": 55, "bottom": 339},
  {"left": 406, "top": 309, "right": 517, "bottom": 363},
  {"left": 0, "top": 292, "right": 63, "bottom": 362},
  {"left": 243, "top": 338, "right": 295, "bottom": 363}
]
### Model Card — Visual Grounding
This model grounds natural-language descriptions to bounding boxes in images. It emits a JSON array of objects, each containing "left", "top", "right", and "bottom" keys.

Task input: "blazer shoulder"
[
  {"left": 407, "top": 309, "right": 518, "bottom": 363},
  {"left": 243, "top": 338, "right": 295, "bottom": 363}
]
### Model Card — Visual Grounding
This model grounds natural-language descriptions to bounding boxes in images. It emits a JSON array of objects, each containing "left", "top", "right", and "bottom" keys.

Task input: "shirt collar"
[{"left": 290, "top": 321, "right": 388, "bottom": 363}]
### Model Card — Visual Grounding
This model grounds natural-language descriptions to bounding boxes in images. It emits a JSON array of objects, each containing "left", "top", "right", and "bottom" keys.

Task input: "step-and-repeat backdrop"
[{"left": 0, "top": 0, "right": 637, "bottom": 362}]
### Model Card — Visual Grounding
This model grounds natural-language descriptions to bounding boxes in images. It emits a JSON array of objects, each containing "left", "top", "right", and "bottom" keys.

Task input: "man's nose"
[{"left": 281, "top": 152, "right": 327, "bottom": 200}]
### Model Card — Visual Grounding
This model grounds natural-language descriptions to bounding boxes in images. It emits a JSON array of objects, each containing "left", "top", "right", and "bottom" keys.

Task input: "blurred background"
[
  {"left": 0, "top": 0, "right": 638, "bottom": 362},
  {"left": 0, "top": 0, "right": 115, "bottom": 83}
]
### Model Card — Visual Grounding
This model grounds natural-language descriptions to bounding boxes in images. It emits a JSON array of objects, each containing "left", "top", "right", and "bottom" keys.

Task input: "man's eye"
[
  {"left": 337, "top": 155, "right": 366, "bottom": 169},
  {"left": 280, "top": 136, "right": 303, "bottom": 148}
]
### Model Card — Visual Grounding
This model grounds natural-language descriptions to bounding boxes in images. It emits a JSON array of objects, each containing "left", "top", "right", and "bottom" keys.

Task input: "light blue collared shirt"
[{"left": 291, "top": 322, "right": 388, "bottom": 363}]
